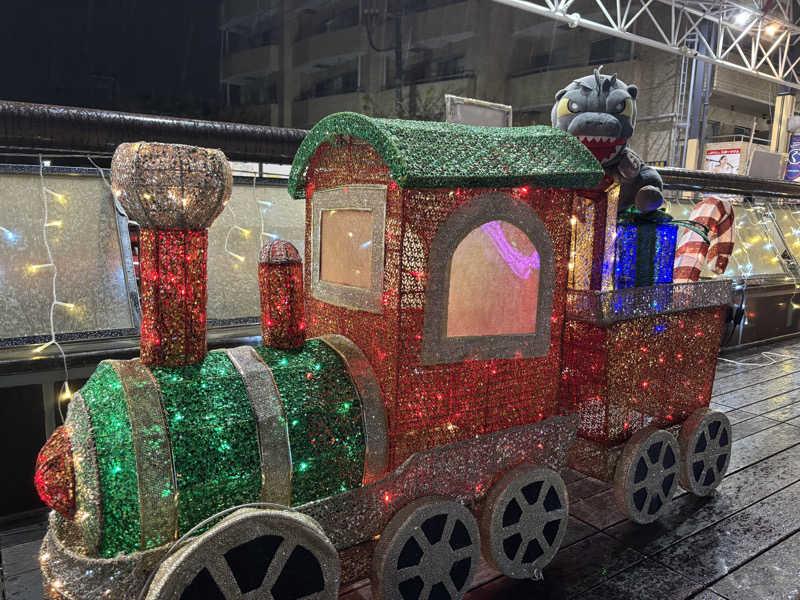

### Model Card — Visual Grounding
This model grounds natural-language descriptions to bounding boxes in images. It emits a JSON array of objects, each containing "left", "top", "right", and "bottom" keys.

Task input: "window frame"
[
  {"left": 420, "top": 192, "right": 555, "bottom": 365},
  {"left": 310, "top": 183, "right": 387, "bottom": 313}
]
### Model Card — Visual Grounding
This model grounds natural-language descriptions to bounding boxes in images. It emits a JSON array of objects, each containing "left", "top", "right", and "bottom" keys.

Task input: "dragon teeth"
[{"left": 578, "top": 135, "right": 616, "bottom": 143}]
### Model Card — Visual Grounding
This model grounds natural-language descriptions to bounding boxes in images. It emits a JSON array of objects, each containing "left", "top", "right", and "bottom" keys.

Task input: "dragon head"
[{"left": 551, "top": 68, "right": 638, "bottom": 165}]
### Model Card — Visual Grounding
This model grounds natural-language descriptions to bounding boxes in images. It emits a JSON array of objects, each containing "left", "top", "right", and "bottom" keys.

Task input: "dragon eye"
[{"left": 568, "top": 101, "right": 580, "bottom": 113}]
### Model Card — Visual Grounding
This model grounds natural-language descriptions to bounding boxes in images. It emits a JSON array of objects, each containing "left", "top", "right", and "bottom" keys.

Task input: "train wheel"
[
  {"left": 480, "top": 465, "right": 568, "bottom": 579},
  {"left": 372, "top": 497, "right": 480, "bottom": 600},
  {"left": 614, "top": 426, "right": 680, "bottom": 524},
  {"left": 145, "top": 508, "right": 340, "bottom": 600},
  {"left": 678, "top": 408, "right": 732, "bottom": 496}
]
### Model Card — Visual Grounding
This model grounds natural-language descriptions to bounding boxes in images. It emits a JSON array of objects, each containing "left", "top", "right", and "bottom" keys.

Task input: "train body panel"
[
  {"left": 302, "top": 136, "right": 580, "bottom": 470},
  {"left": 52, "top": 338, "right": 379, "bottom": 558}
]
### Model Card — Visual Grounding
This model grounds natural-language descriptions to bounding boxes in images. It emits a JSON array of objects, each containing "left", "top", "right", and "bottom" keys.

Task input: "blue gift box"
[{"left": 614, "top": 221, "right": 678, "bottom": 289}]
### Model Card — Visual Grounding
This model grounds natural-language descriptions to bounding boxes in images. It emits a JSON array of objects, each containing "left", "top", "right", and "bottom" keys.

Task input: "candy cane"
[{"left": 673, "top": 196, "right": 735, "bottom": 283}]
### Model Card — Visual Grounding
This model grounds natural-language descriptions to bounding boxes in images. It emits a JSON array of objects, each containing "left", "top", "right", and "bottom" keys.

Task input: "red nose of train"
[{"left": 34, "top": 426, "right": 76, "bottom": 518}]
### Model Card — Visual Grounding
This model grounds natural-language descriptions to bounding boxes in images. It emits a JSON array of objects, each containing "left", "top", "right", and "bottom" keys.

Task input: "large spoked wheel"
[
  {"left": 145, "top": 508, "right": 340, "bottom": 600},
  {"left": 678, "top": 408, "right": 732, "bottom": 496},
  {"left": 614, "top": 426, "right": 680, "bottom": 524},
  {"left": 480, "top": 465, "right": 568, "bottom": 579},
  {"left": 372, "top": 497, "right": 481, "bottom": 600}
]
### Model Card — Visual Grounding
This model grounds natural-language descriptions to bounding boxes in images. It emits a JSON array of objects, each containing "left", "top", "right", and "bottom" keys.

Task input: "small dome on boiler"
[{"left": 259, "top": 239, "right": 302, "bottom": 265}]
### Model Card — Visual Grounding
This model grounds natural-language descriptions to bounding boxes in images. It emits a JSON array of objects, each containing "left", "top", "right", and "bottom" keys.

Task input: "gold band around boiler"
[
  {"left": 58, "top": 391, "right": 103, "bottom": 555},
  {"left": 110, "top": 359, "right": 179, "bottom": 550},
  {"left": 319, "top": 334, "right": 388, "bottom": 485},
  {"left": 221, "top": 346, "right": 293, "bottom": 506}
]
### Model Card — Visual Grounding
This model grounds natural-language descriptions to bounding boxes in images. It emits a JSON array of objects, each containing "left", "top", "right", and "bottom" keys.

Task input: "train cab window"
[
  {"left": 310, "top": 184, "right": 387, "bottom": 313},
  {"left": 421, "top": 192, "right": 554, "bottom": 364},
  {"left": 447, "top": 221, "right": 540, "bottom": 337}
]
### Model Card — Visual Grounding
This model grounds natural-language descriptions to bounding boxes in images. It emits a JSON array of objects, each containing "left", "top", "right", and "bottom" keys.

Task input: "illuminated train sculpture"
[{"left": 34, "top": 114, "right": 733, "bottom": 600}]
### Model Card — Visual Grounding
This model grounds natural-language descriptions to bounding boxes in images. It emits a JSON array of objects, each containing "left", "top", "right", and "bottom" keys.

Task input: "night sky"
[{"left": 1, "top": 0, "right": 221, "bottom": 119}]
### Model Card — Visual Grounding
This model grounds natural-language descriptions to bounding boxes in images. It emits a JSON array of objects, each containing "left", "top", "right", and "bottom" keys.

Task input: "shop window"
[
  {"left": 421, "top": 192, "right": 554, "bottom": 364},
  {"left": 311, "top": 184, "right": 386, "bottom": 312}
]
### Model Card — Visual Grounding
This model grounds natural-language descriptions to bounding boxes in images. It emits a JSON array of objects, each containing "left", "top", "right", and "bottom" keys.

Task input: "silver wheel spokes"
[
  {"left": 395, "top": 513, "right": 475, "bottom": 600},
  {"left": 629, "top": 437, "right": 679, "bottom": 520},
  {"left": 691, "top": 418, "right": 731, "bottom": 490},
  {"left": 499, "top": 481, "right": 567, "bottom": 568},
  {"left": 183, "top": 536, "right": 329, "bottom": 600}
]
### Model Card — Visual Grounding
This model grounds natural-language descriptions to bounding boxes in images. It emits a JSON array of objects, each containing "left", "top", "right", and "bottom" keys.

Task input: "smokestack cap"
[
  {"left": 259, "top": 239, "right": 302, "bottom": 265},
  {"left": 111, "top": 142, "right": 232, "bottom": 229}
]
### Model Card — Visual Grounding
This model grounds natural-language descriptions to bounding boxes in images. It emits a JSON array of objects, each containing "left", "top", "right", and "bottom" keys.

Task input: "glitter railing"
[{"left": 566, "top": 280, "right": 733, "bottom": 325}]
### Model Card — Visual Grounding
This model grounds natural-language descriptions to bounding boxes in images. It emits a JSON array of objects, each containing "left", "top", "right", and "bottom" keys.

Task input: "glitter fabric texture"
[
  {"left": 79, "top": 361, "right": 141, "bottom": 557},
  {"left": 111, "top": 142, "right": 233, "bottom": 367},
  {"left": 288, "top": 112, "right": 603, "bottom": 198},
  {"left": 110, "top": 142, "right": 232, "bottom": 230},
  {"left": 562, "top": 307, "right": 726, "bottom": 445},
  {"left": 258, "top": 239, "right": 305, "bottom": 349},
  {"left": 34, "top": 426, "right": 76, "bottom": 518},
  {"left": 138, "top": 229, "right": 209, "bottom": 366},
  {"left": 111, "top": 359, "right": 178, "bottom": 551},
  {"left": 302, "top": 136, "right": 583, "bottom": 469},
  {"left": 55, "top": 391, "right": 102, "bottom": 556},
  {"left": 614, "top": 222, "right": 678, "bottom": 288},
  {"left": 256, "top": 338, "right": 366, "bottom": 505},
  {"left": 151, "top": 351, "right": 261, "bottom": 535},
  {"left": 569, "top": 182, "right": 618, "bottom": 291}
]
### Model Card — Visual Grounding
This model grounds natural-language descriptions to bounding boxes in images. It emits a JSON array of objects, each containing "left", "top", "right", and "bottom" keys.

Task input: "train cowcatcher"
[{"left": 33, "top": 112, "right": 733, "bottom": 600}]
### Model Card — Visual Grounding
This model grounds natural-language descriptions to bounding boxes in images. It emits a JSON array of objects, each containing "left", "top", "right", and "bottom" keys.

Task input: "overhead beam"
[{"left": 493, "top": 0, "right": 800, "bottom": 89}]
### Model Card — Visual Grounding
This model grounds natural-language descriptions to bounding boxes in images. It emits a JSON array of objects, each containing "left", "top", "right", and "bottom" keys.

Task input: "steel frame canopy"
[{"left": 493, "top": 0, "right": 800, "bottom": 89}]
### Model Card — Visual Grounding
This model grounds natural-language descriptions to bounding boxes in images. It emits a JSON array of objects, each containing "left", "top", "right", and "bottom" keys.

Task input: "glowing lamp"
[
  {"left": 111, "top": 142, "right": 232, "bottom": 366},
  {"left": 258, "top": 239, "right": 305, "bottom": 349}
]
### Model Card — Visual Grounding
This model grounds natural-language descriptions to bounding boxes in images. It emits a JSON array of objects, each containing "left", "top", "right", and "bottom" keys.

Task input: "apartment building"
[{"left": 220, "top": 0, "right": 779, "bottom": 164}]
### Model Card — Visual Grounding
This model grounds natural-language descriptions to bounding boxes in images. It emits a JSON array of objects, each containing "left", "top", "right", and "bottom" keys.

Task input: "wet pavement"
[{"left": 3, "top": 337, "right": 800, "bottom": 600}]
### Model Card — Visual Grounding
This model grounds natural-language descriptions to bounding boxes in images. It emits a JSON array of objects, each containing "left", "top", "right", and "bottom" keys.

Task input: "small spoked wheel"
[
  {"left": 372, "top": 497, "right": 480, "bottom": 600},
  {"left": 614, "top": 426, "right": 680, "bottom": 524},
  {"left": 480, "top": 465, "right": 568, "bottom": 579},
  {"left": 678, "top": 408, "right": 732, "bottom": 496},
  {"left": 145, "top": 508, "right": 340, "bottom": 600}
]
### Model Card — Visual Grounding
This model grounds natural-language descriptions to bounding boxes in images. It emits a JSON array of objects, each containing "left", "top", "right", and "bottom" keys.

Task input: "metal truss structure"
[{"left": 493, "top": 0, "right": 800, "bottom": 89}]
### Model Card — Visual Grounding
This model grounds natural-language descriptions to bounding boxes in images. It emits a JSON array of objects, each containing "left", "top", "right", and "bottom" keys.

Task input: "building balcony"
[
  {"left": 712, "top": 66, "right": 776, "bottom": 108},
  {"left": 510, "top": 60, "right": 639, "bottom": 115},
  {"left": 292, "top": 26, "right": 367, "bottom": 73},
  {"left": 220, "top": 0, "right": 279, "bottom": 32},
  {"left": 408, "top": 2, "right": 475, "bottom": 49},
  {"left": 222, "top": 45, "right": 280, "bottom": 84},
  {"left": 218, "top": 103, "right": 280, "bottom": 126},
  {"left": 293, "top": 91, "right": 363, "bottom": 129}
]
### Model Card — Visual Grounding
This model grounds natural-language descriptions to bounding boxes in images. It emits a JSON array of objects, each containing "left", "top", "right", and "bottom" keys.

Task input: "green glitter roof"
[{"left": 287, "top": 112, "right": 604, "bottom": 198}]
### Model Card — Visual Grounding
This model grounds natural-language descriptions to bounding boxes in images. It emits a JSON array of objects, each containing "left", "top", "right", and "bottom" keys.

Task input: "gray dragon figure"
[{"left": 551, "top": 68, "right": 663, "bottom": 212}]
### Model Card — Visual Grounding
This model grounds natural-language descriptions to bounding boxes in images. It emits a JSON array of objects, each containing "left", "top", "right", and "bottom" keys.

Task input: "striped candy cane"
[{"left": 673, "top": 196, "right": 735, "bottom": 283}]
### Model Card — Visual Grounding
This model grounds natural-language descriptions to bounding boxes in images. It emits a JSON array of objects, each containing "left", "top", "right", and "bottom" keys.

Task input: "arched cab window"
[
  {"left": 310, "top": 184, "right": 387, "bottom": 313},
  {"left": 421, "top": 192, "right": 554, "bottom": 364}
]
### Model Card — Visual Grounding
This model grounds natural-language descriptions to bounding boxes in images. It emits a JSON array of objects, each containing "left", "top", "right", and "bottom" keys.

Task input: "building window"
[
  {"left": 589, "top": 37, "right": 633, "bottom": 64},
  {"left": 447, "top": 221, "right": 540, "bottom": 337},
  {"left": 311, "top": 184, "right": 387, "bottom": 313},
  {"left": 421, "top": 192, "right": 554, "bottom": 364}
]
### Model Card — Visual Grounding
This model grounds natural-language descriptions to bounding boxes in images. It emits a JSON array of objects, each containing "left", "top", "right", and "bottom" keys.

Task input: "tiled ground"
[{"left": 3, "top": 336, "right": 800, "bottom": 599}]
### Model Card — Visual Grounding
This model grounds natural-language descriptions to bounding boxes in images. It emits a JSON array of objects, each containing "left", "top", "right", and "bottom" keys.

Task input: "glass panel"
[
  {"left": 447, "top": 221, "right": 539, "bottom": 337},
  {"left": 207, "top": 181, "right": 304, "bottom": 323},
  {"left": 319, "top": 209, "right": 373, "bottom": 288},
  {"left": 0, "top": 173, "right": 133, "bottom": 341},
  {"left": 667, "top": 195, "right": 787, "bottom": 279}
]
